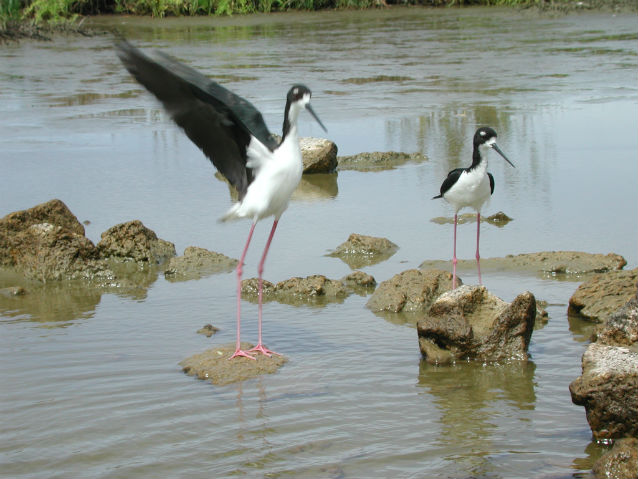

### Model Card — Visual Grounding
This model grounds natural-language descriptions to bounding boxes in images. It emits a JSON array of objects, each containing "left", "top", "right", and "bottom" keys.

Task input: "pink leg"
[
  {"left": 476, "top": 212, "right": 482, "bottom": 285},
  {"left": 249, "top": 220, "right": 281, "bottom": 357},
  {"left": 452, "top": 213, "right": 458, "bottom": 289},
  {"left": 229, "top": 222, "right": 257, "bottom": 360}
]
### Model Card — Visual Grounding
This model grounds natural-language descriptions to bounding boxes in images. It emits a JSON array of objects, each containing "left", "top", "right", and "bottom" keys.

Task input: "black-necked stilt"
[
  {"left": 116, "top": 40, "right": 326, "bottom": 360},
  {"left": 433, "top": 126, "right": 514, "bottom": 289}
]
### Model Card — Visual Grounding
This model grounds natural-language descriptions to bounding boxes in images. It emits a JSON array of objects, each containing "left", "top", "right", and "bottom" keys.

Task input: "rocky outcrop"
[
  {"left": 367, "top": 269, "right": 456, "bottom": 314},
  {"left": 242, "top": 274, "right": 350, "bottom": 305},
  {"left": 97, "top": 220, "right": 176, "bottom": 264},
  {"left": 568, "top": 269, "right": 638, "bottom": 323},
  {"left": 592, "top": 437, "right": 638, "bottom": 479},
  {"left": 337, "top": 151, "right": 427, "bottom": 172},
  {"left": 329, "top": 233, "right": 398, "bottom": 269},
  {"left": 569, "top": 342, "right": 638, "bottom": 441},
  {"left": 164, "top": 246, "right": 237, "bottom": 281},
  {"left": 300, "top": 137, "right": 338, "bottom": 173},
  {"left": 417, "top": 285, "right": 536, "bottom": 364},
  {"left": 593, "top": 293, "right": 638, "bottom": 346}
]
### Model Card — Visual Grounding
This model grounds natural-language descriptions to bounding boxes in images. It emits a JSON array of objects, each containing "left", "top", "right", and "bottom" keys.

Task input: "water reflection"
[{"left": 417, "top": 360, "right": 536, "bottom": 476}]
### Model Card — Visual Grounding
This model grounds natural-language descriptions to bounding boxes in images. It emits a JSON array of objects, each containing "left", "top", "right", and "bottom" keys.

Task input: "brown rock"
[
  {"left": 300, "top": 137, "right": 338, "bottom": 173},
  {"left": 568, "top": 269, "right": 638, "bottom": 323},
  {"left": 417, "top": 285, "right": 536, "bottom": 364},
  {"left": 337, "top": 151, "right": 427, "bottom": 172},
  {"left": 592, "top": 437, "right": 638, "bottom": 479},
  {"left": 366, "top": 269, "right": 457, "bottom": 313},
  {"left": 242, "top": 275, "right": 348, "bottom": 305},
  {"left": 569, "top": 342, "right": 638, "bottom": 441},
  {"left": 180, "top": 342, "right": 287, "bottom": 385},
  {"left": 595, "top": 294, "right": 638, "bottom": 346},
  {"left": 97, "top": 220, "right": 176, "bottom": 264}
]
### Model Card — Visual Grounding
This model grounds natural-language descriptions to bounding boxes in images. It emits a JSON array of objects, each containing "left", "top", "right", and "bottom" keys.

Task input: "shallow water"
[{"left": 1, "top": 7, "right": 637, "bottom": 478}]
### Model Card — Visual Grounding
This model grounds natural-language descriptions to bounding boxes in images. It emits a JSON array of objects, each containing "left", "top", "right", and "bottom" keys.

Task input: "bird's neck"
[
  {"left": 282, "top": 102, "right": 301, "bottom": 143},
  {"left": 469, "top": 145, "right": 487, "bottom": 172}
]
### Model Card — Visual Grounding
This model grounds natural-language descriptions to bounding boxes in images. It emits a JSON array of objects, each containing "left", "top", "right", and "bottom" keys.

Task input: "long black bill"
[
  {"left": 306, "top": 104, "right": 327, "bottom": 132},
  {"left": 492, "top": 143, "right": 515, "bottom": 168}
]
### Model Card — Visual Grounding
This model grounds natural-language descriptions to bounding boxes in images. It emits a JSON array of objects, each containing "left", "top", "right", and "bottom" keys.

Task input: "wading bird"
[
  {"left": 433, "top": 126, "right": 514, "bottom": 289},
  {"left": 116, "top": 40, "right": 326, "bottom": 360}
]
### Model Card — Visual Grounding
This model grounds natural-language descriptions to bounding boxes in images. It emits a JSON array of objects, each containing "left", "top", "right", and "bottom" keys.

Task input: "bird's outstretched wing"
[{"left": 115, "top": 39, "right": 278, "bottom": 199}]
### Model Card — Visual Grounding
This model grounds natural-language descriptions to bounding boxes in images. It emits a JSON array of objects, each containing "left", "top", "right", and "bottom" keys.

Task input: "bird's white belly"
[{"left": 444, "top": 169, "right": 491, "bottom": 213}]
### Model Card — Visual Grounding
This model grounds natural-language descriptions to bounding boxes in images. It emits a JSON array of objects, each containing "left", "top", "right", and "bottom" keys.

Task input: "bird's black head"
[
  {"left": 474, "top": 126, "right": 498, "bottom": 146},
  {"left": 473, "top": 126, "right": 515, "bottom": 168},
  {"left": 287, "top": 84, "right": 312, "bottom": 105},
  {"left": 282, "top": 84, "right": 326, "bottom": 135}
]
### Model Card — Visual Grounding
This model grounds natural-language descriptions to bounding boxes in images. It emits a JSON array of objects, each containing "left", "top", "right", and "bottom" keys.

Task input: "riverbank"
[{"left": 2, "top": 0, "right": 636, "bottom": 43}]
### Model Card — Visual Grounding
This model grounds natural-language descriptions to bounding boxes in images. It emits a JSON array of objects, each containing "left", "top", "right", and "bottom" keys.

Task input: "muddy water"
[{"left": 1, "top": 7, "right": 637, "bottom": 478}]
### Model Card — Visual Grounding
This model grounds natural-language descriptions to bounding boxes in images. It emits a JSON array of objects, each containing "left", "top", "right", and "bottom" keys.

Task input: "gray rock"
[
  {"left": 341, "top": 270, "right": 377, "bottom": 295},
  {"left": 329, "top": 233, "right": 398, "bottom": 269},
  {"left": 568, "top": 269, "right": 638, "bottom": 323},
  {"left": 337, "top": 151, "right": 427, "bottom": 172},
  {"left": 417, "top": 285, "right": 536, "bottom": 364},
  {"left": 569, "top": 342, "right": 638, "bottom": 441},
  {"left": 300, "top": 137, "right": 338, "bottom": 173},
  {"left": 97, "top": 220, "right": 176, "bottom": 264},
  {"left": 367, "top": 269, "right": 456, "bottom": 314},
  {"left": 592, "top": 437, "right": 638, "bottom": 479},
  {"left": 164, "top": 246, "right": 237, "bottom": 281}
]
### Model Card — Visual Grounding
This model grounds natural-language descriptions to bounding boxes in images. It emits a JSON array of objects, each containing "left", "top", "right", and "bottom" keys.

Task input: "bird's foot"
[
  {"left": 248, "top": 343, "right": 281, "bottom": 357},
  {"left": 228, "top": 348, "right": 256, "bottom": 360}
]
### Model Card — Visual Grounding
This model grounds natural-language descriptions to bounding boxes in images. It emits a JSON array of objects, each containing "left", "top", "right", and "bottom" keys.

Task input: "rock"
[
  {"left": 569, "top": 342, "right": 638, "bottom": 441},
  {"left": 592, "top": 437, "right": 638, "bottom": 479},
  {"left": 367, "top": 269, "right": 457, "bottom": 313},
  {"left": 341, "top": 270, "right": 377, "bottom": 295},
  {"left": 337, "top": 151, "right": 427, "bottom": 172},
  {"left": 420, "top": 251, "right": 627, "bottom": 278},
  {"left": 568, "top": 269, "right": 638, "bottom": 323},
  {"left": 329, "top": 233, "right": 398, "bottom": 269},
  {"left": 417, "top": 285, "right": 536, "bottom": 364},
  {"left": 242, "top": 274, "right": 348, "bottom": 305},
  {"left": 197, "top": 324, "right": 220, "bottom": 337},
  {"left": 180, "top": 343, "right": 287, "bottom": 386},
  {"left": 430, "top": 211, "right": 513, "bottom": 228},
  {"left": 164, "top": 246, "right": 237, "bottom": 281},
  {"left": 594, "top": 294, "right": 638, "bottom": 346},
  {"left": 300, "top": 137, "right": 338, "bottom": 173},
  {"left": 97, "top": 220, "right": 176, "bottom": 264}
]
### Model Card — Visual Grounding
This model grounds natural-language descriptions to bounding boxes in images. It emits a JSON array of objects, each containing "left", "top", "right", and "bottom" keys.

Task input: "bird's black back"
[
  {"left": 115, "top": 40, "right": 279, "bottom": 199},
  {"left": 432, "top": 167, "right": 465, "bottom": 199}
]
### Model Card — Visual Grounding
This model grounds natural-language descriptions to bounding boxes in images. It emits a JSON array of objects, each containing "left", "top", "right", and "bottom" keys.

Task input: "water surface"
[{"left": 1, "top": 7, "right": 637, "bottom": 478}]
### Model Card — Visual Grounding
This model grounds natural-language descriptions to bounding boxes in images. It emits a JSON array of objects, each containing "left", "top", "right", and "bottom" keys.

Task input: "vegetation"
[{"left": 1, "top": 0, "right": 635, "bottom": 32}]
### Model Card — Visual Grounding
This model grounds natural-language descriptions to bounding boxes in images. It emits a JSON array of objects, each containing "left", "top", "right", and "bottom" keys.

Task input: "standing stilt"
[
  {"left": 249, "top": 220, "right": 281, "bottom": 357},
  {"left": 230, "top": 222, "right": 257, "bottom": 360},
  {"left": 476, "top": 212, "right": 482, "bottom": 285},
  {"left": 452, "top": 213, "right": 459, "bottom": 289}
]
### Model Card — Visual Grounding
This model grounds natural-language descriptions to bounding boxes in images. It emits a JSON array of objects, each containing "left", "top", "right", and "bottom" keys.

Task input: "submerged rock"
[
  {"left": 97, "top": 220, "right": 176, "bottom": 264},
  {"left": 569, "top": 342, "right": 638, "bottom": 441},
  {"left": 197, "top": 324, "right": 220, "bottom": 337},
  {"left": 341, "top": 270, "right": 377, "bottom": 295},
  {"left": 417, "top": 285, "right": 536, "bottom": 364},
  {"left": 329, "top": 233, "right": 398, "bottom": 269},
  {"left": 420, "top": 251, "right": 627, "bottom": 278},
  {"left": 180, "top": 342, "right": 287, "bottom": 386},
  {"left": 430, "top": 211, "right": 513, "bottom": 228},
  {"left": 164, "top": 246, "right": 237, "bottom": 281},
  {"left": 568, "top": 269, "right": 638, "bottom": 323},
  {"left": 592, "top": 437, "right": 638, "bottom": 479},
  {"left": 300, "top": 137, "right": 338, "bottom": 173},
  {"left": 367, "top": 269, "right": 457, "bottom": 314},
  {"left": 337, "top": 151, "right": 427, "bottom": 172}
]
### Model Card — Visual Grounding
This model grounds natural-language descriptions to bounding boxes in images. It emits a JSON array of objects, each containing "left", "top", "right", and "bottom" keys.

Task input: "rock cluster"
[{"left": 0, "top": 199, "right": 176, "bottom": 282}]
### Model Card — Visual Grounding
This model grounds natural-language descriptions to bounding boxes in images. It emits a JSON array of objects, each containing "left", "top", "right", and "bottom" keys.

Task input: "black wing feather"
[
  {"left": 488, "top": 172, "right": 495, "bottom": 195},
  {"left": 433, "top": 168, "right": 465, "bottom": 199},
  {"left": 115, "top": 40, "right": 277, "bottom": 199}
]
